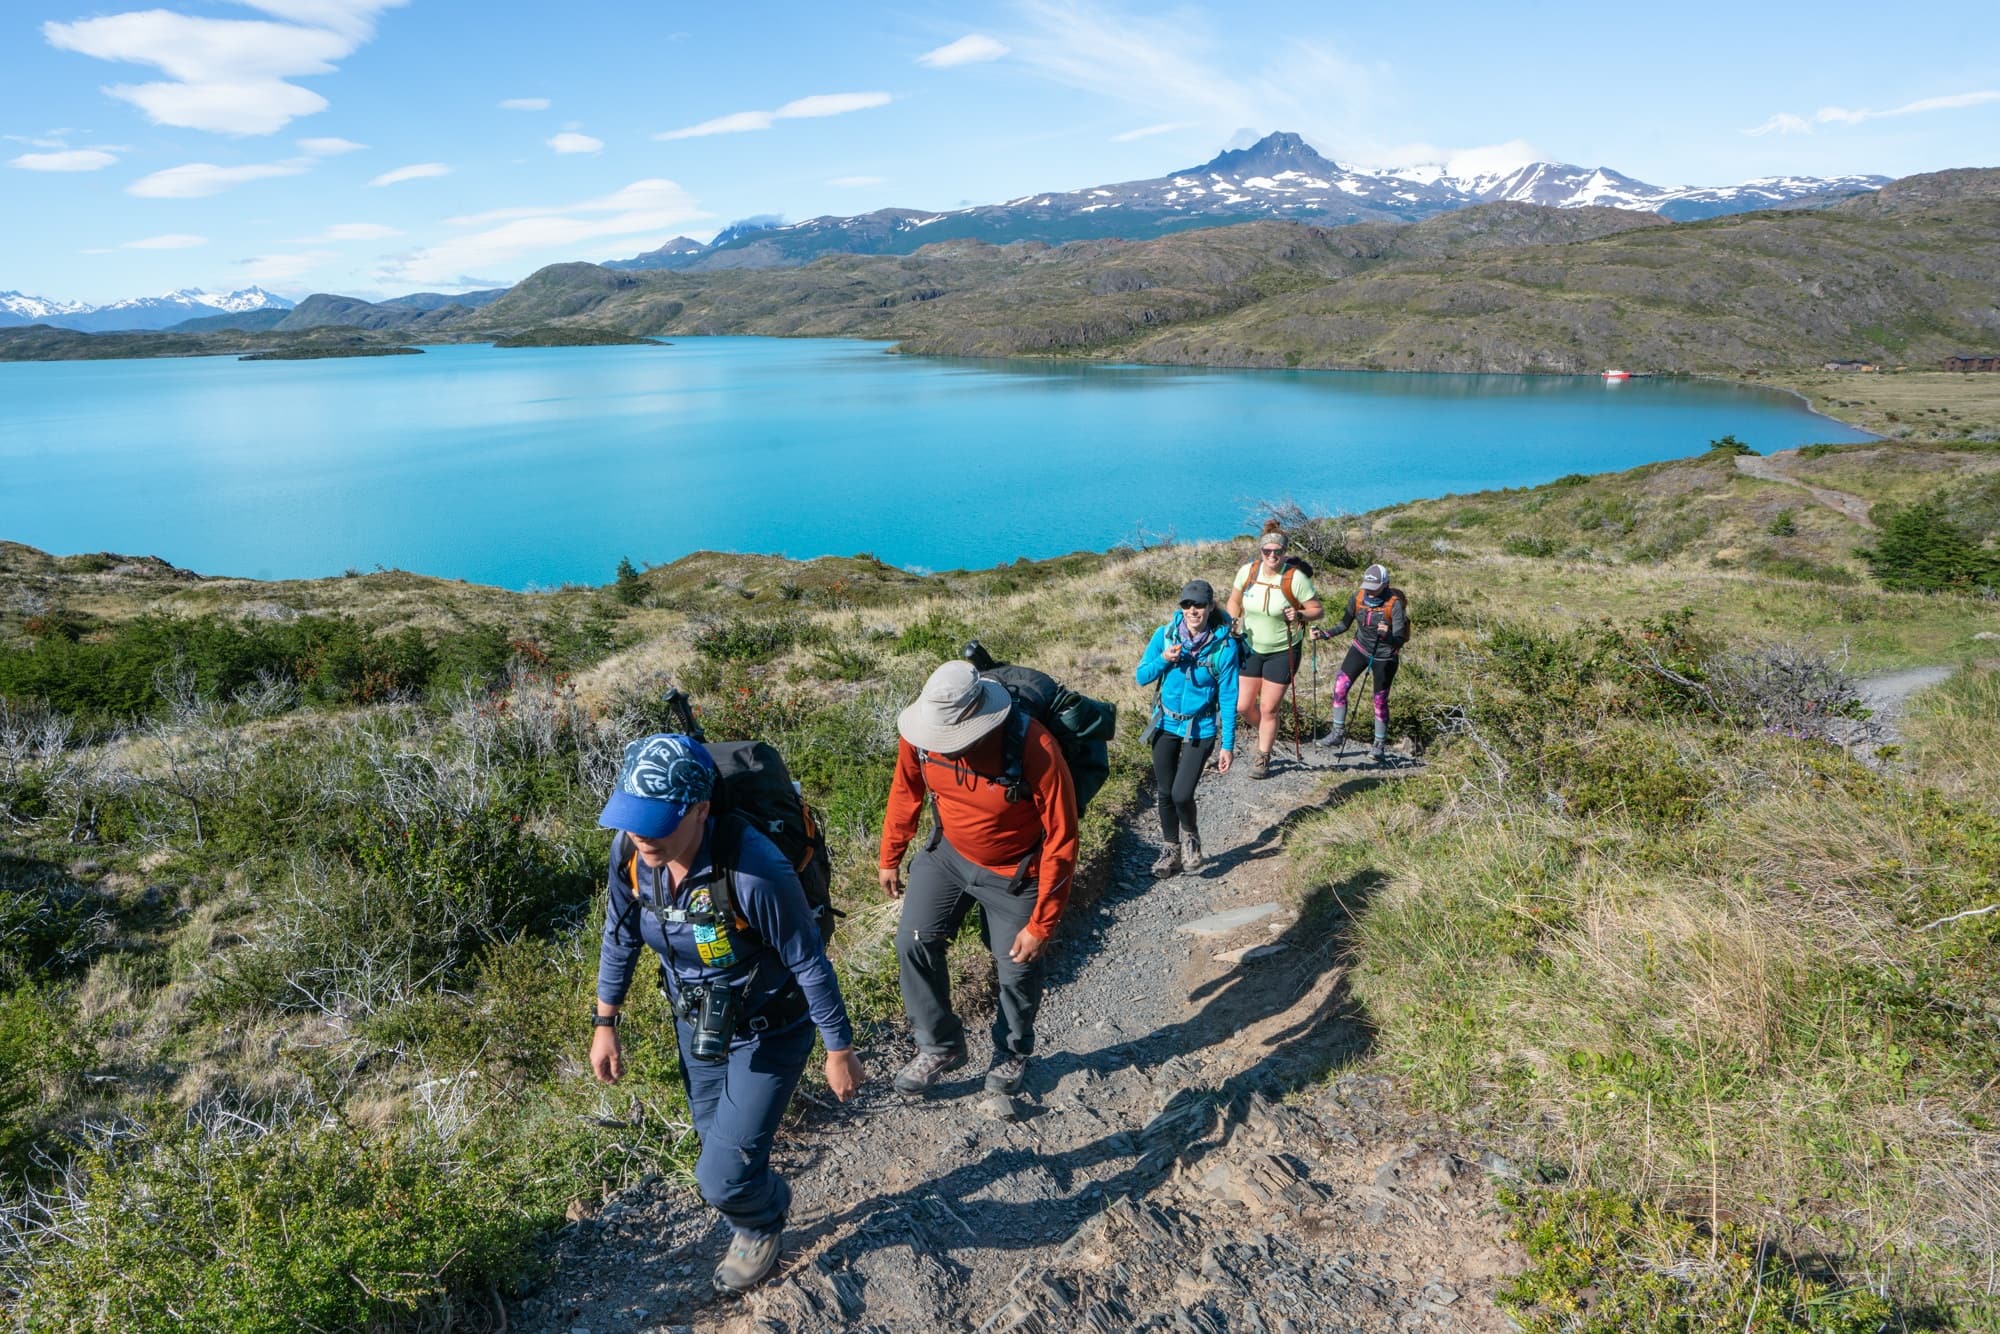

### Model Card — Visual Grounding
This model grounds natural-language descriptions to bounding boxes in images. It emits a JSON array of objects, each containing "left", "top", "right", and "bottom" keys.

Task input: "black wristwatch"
[{"left": 591, "top": 1012, "right": 621, "bottom": 1029}]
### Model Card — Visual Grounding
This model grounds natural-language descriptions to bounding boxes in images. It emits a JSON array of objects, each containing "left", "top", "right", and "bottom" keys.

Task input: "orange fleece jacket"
[{"left": 879, "top": 719, "right": 1080, "bottom": 941}]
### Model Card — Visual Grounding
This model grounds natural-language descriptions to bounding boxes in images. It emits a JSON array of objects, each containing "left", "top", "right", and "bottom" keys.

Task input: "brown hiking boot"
[
  {"left": 984, "top": 1053, "right": 1029, "bottom": 1095},
  {"left": 1151, "top": 843, "right": 1182, "bottom": 878},
  {"left": 892, "top": 1047, "right": 966, "bottom": 1094},
  {"left": 1181, "top": 833, "right": 1203, "bottom": 871},
  {"left": 1247, "top": 748, "right": 1270, "bottom": 780},
  {"left": 713, "top": 1227, "right": 784, "bottom": 1294}
]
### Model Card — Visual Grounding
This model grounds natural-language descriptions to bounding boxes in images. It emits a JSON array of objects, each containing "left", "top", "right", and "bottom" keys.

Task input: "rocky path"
[
  {"left": 514, "top": 738, "right": 1519, "bottom": 1334},
  {"left": 1734, "top": 450, "right": 1876, "bottom": 528}
]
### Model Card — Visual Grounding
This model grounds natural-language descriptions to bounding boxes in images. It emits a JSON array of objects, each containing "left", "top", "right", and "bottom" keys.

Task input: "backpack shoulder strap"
[
  {"left": 708, "top": 814, "right": 753, "bottom": 933},
  {"left": 1279, "top": 564, "right": 1303, "bottom": 612},
  {"left": 1235, "top": 562, "right": 1258, "bottom": 592}
]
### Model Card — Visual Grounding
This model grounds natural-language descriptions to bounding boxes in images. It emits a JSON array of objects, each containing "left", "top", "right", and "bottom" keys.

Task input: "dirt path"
[
  {"left": 1858, "top": 665, "right": 1954, "bottom": 740},
  {"left": 1734, "top": 450, "right": 1876, "bottom": 528},
  {"left": 513, "top": 741, "right": 1519, "bottom": 1333}
]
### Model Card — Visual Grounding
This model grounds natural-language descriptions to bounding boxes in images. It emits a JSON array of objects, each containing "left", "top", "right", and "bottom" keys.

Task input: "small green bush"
[
  {"left": 1861, "top": 501, "right": 1998, "bottom": 591},
  {"left": 692, "top": 615, "right": 798, "bottom": 663},
  {"left": 893, "top": 609, "right": 976, "bottom": 661},
  {"left": 1540, "top": 729, "right": 1710, "bottom": 827},
  {"left": 1499, "top": 1187, "right": 1895, "bottom": 1333},
  {"left": 1502, "top": 532, "right": 1564, "bottom": 558},
  {"left": 1766, "top": 509, "right": 1798, "bottom": 537},
  {"left": 1706, "top": 433, "right": 1758, "bottom": 457}
]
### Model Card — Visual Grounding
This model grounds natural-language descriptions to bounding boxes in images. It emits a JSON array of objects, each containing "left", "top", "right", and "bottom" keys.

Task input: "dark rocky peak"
[{"left": 1191, "top": 131, "right": 1344, "bottom": 179}]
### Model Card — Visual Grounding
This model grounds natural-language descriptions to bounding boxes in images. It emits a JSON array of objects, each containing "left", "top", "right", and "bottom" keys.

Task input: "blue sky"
[{"left": 5, "top": 0, "right": 1996, "bottom": 304}]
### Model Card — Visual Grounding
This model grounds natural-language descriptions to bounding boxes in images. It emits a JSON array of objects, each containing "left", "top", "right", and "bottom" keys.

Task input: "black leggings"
[{"left": 1151, "top": 731, "right": 1216, "bottom": 843}]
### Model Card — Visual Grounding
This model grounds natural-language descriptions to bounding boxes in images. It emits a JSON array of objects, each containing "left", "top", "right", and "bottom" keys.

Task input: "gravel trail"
[{"left": 513, "top": 738, "right": 1519, "bottom": 1334}]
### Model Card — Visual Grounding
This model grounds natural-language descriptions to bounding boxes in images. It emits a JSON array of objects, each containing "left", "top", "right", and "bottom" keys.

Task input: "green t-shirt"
[{"left": 1234, "top": 561, "right": 1318, "bottom": 654}]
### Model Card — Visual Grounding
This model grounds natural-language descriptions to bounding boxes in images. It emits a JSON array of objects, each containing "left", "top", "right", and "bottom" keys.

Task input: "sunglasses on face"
[
  {"left": 1260, "top": 548, "right": 1283, "bottom": 557},
  {"left": 1179, "top": 600, "right": 1209, "bottom": 609}
]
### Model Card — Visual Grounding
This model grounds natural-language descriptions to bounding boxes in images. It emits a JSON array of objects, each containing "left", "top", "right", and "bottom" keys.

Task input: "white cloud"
[
  {"left": 1444, "top": 139, "right": 1539, "bottom": 179},
  {"left": 298, "top": 134, "right": 365, "bottom": 154},
  {"left": 291, "top": 221, "right": 401, "bottom": 241},
  {"left": 917, "top": 34, "right": 1008, "bottom": 68},
  {"left": 1111, "top": 121, "right": 1192, "bottom": 142},
  {"left": 238, "top": 248, "right": 338, "bottom": 282},
  {"left": 548, "top": 131, "right": 603, "bottom": 154},
  {"left": 499, "top": 97, "right": 550, "bottom": 111},
  {"left": 128, "top": 158, "right": 311, "bottom": 197},
  {"left": 1005, "top": 0, "right": 1379, "bottom": 159},
  {"left": 9, "top": 148, "right": 120, "bottom": 171},
  {"left": 41, "top": 1, "right": 404, "bottom": 135},
  {"left": 656, "top": 91, "right": 891, "bottom": 140},
  {"left": 384, "top": 177, "right": 710, "bottom": 286},
  {"left": 123, "top": 233, "right": 208, "bottom": 249},
  {"left": 1745, "top": 88, "right": 2000, "bottom": 136},
  {"left": 828, "top": 175, "right": 885, "bottom": 187},
  {"left": 369, "top": 161, "right": 450, "bottom": 186}
]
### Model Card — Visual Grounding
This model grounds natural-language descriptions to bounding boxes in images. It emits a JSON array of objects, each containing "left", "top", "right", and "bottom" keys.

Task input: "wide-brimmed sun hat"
[
  {"left": 598, "top": 732, "right": 716, "bottom": 838},
  {"left": 898, "top": 660, "right": 1012, "bottom": 754}
]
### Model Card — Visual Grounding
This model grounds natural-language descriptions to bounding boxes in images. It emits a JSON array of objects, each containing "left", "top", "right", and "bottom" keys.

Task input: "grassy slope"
[{"left": 4, "top": 439, "right": 1999, "bottom": 1326}]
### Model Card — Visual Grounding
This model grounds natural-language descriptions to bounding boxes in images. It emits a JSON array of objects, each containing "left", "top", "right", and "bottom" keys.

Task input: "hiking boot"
[
  {"left": 1151, "top": 843, "right": 1182, "bottom": 878},
  {"left": 1370, "top": 741, "right": 1387, "bottom": 763},
  {"left": 984, "top": 1053, "right": 1029, "bottom": 1095},
  {"left": 1247, "top": 749, "right": 1270, "bottom": 780},
  {"left": 892, "top": 1047, "right": 966, "bottom": 1094},
  {"left": 713, "top": 1226, "right": 784, "bottom": 1294},
  {"left": 1316, "top": 706, "right": 1348, "bottom": 748},
  {"left": 1181, "top": 833, "right": 1203, "bottom": 871}
]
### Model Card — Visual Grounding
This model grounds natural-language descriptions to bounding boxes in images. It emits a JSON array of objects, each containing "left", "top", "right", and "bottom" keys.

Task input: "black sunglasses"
[{"left": 1179, "top": 599, "right": 1210, "bottom": 609}]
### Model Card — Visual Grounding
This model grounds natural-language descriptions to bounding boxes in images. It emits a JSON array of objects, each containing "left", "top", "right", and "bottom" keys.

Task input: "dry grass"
[{"left": 1768, "top": 370, "right": 2000, "bottom": 443}]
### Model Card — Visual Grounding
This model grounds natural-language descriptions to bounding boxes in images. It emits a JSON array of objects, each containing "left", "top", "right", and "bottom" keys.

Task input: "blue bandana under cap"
[{"left": 597, "top": 733, "right": 716, "bottom": 838}]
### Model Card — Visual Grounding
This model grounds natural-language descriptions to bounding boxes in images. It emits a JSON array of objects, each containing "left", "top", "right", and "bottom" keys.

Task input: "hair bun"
[{"left": 1261, "top": 518, "right": 1283, "bottom": 535}]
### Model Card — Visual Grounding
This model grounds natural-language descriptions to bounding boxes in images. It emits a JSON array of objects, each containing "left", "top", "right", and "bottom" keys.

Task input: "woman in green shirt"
[{"left": 1224, "top": 520, "right": 1324, "bottom": 778}]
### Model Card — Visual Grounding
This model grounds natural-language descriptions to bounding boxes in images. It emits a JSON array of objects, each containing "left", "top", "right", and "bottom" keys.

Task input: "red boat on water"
[{"left": 1601, "top": 368, "right": 1632, "bottom": 382}]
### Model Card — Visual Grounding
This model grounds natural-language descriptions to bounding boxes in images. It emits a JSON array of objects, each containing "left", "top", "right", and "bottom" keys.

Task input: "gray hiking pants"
[{"left": 898, "top": 838, "right": 1045, "bottom": 1059}]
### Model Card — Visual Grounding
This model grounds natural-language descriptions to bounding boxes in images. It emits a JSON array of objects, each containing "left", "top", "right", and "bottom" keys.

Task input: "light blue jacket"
[{"left": 1135, "top": 611, "right": 1240, "bottom": 750}]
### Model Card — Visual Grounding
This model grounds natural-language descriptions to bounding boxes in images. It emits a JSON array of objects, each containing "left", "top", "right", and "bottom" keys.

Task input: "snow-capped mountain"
[
  {"left": 0, "top": 291, "right": 93, "bottom": 325},
  {"left": 607, "top": 132, "right": 1890, "bottom": 272},
  {"left": 0, "top": 287, "right": 295, "bottom": 332}
]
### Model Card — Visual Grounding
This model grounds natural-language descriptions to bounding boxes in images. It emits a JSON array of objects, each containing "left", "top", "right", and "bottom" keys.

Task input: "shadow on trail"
[{"left": 789, "top": 836, "right": 1384, "bottom": 1286}]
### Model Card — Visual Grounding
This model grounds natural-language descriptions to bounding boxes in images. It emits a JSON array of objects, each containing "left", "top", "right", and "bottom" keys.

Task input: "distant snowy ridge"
[
  {"left": 607, "top": 132, "right": 1891, "bottom": 273},
  {"left": 0, "top": 287, "right": 294, "bottom": 331}
]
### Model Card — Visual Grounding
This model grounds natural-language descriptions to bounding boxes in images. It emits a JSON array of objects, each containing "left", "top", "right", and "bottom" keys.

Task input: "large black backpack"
[
  {"left": 960, "top": 640, "right": 1116, "bottom": 814},
  {"left": 654, "top": 689, "right": 841, "bottom": 946}
]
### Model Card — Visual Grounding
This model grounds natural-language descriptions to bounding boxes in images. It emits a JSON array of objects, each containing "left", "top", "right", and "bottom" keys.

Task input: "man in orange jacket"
[{"left": 879, "top": 660, "right": 1079, "bottom": 1098}]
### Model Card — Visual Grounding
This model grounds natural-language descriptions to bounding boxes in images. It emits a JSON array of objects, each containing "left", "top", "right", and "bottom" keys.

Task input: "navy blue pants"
[{"left": 675, "top": 1014, "right": 815, "bottom": 1238}]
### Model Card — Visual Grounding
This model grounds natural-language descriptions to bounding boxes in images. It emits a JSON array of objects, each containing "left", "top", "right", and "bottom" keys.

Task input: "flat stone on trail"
[
  {"left": 978, "top": 1092, "right": 1022, "bottom": 1122},
  {"left": 1177, "top": 902, "right": 1282, "bottom": 935},
  {"left": 1214, "top": 942, "right": 1289, "bottom": 965}
]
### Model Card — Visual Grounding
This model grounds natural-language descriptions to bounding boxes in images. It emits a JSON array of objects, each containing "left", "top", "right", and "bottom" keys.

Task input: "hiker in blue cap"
[
  {"left": 590, "top": 732, "right": 865, "bottom": 1295},
  {"left": 1135, "top": 578, "right": 1239, "bottom": 877}
]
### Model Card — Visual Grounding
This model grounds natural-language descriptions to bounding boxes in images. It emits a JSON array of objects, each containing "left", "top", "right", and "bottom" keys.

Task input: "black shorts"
[{"left": 1241, "top": 643, "right": 1301, "bottom": 686}]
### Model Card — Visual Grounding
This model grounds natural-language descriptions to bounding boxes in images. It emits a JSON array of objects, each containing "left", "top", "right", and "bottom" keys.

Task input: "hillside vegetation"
[
  {"left": 2, "top": 438, "right": 1998, "bottom": 1328},
  {"left": 9, "top": 168, "right": 1999, "bottom": 378}
]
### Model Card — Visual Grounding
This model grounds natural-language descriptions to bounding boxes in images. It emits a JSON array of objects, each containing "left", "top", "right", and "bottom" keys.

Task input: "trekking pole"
[{"left": 1287, "top": 628, "right": 1305, "bottom": 762}]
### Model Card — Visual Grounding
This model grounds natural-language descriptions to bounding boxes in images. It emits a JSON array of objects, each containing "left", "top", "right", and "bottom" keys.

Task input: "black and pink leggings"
[{"left": 1334, "top": 644, "right": 1399, "bottom": 728}]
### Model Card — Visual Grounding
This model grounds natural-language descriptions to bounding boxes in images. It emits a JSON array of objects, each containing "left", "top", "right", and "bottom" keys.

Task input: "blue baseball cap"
[{"left": 598, "top": 733, "right": 717, "bottom": 838}]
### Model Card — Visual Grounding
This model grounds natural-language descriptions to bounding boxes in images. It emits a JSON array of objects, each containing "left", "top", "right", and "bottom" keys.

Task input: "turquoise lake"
[{"left": 0, "top": 338, "right": 1874, "bottom": 588}]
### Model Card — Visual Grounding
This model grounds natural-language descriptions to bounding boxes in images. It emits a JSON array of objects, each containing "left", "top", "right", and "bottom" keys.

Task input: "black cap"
[{"left": 1178, "top": 579, "right": 1214, "bottom": 607}]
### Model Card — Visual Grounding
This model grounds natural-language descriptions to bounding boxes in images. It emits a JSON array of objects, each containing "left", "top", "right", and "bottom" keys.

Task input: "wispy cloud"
[
  {"left": 1745, "top": 88, "right": 2000, "bottom": 136},
  {"left": 9, "top": 148, "right": 120, "bottom": 171},
  {"left": 42, "top": 1, "right": 407, "bottom": 135},
  {"left": 548, "top": 131, "right": 603, "bottom": 154},
  {"left": 499, "top": 97, "right": 550, "bottom": 111},
  {"left": 1004, "top": 0, "right": 1378, "bottom": 157},
  {"left": 656, "top": 91, "right": 891, "bottom": 140},
  {"left": 128, "top": 158, "right": 312, "bottom": 197},
  {"left": 1111, "top": 121, "right": 1192, "bottom": 142},
  {"left": 239, "top": 248, "right": 337, "bottom": 282},
  {"left": 369, "top": 161, "right": 450, "bottom": 186},
  {"left": 384, "top": 177, "right": 710, "bottom": 287},
  {"left": 827, "top": 175, "right": 884, "bottom": 187},
  {"left": 291, "top": 221, "right": 401, "bottom": 241},
  {"left": 123, "top": 233, "right": 207, "bottom": 249},
  {"left": 298, "top": 135, "right": 366, "bottom": 154},
  {"left": 917, "top": 34, "right": 1008, "bottom": 68}
]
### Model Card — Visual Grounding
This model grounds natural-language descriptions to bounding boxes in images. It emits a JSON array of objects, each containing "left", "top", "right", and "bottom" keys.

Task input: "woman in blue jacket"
[{"left": 1135, "top": 578, "right": 1240, "bottom": 877}]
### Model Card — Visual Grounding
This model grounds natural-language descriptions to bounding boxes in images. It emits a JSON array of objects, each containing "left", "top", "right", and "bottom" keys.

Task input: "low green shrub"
[
  {"left": 1498, "top": 1187, "right": 1895, "bottom": 1333},
  {"left": 1502, "top": 532, "right": 1564, "bottom": 558},
  {"left": 1861, "top": 501, "right": 1998, "bottom": 592}
]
